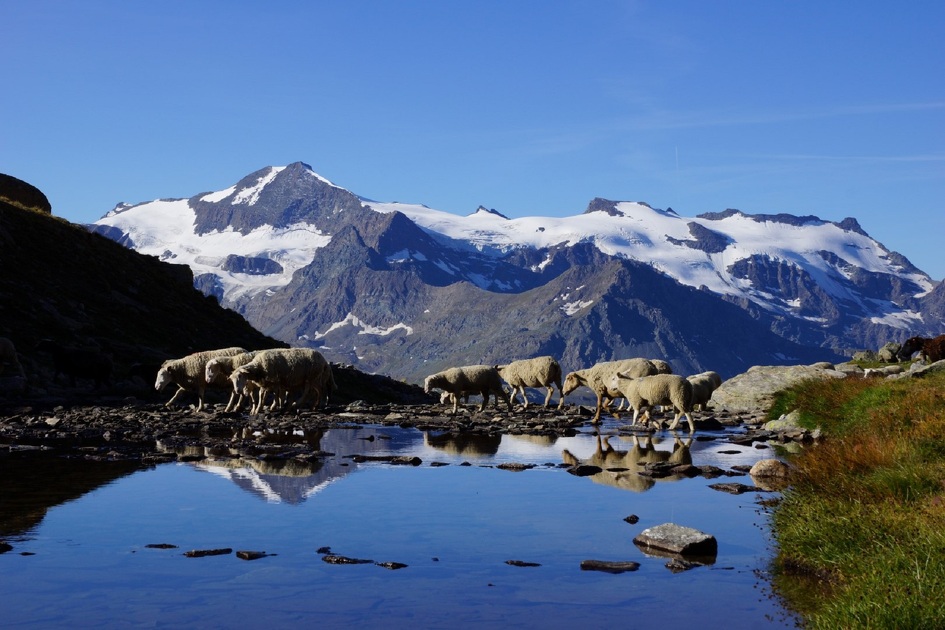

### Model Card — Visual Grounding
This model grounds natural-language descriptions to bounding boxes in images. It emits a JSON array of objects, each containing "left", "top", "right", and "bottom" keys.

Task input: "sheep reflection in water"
[
  {"left": 562, "top": 434, "right": 692, "bottom": 493},
  {"left": 423, "top": 431, "right": 502, "bottom": 457}
]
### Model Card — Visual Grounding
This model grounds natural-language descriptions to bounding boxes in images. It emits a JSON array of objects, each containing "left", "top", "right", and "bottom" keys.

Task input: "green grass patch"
[{"left": 771, "top": 371, "right": 945, "bottom": 627}]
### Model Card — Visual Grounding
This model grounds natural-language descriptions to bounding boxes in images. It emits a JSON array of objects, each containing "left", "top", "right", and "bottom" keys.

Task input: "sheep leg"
[
  {"left": 224, "top": 390, "right": 237, "bottom": 412},
  {"left": 518, "top": 386, "right": 530, "bottom": 409},
  {"left": 165, "top": 385, "right": 188, "bottom": 408},
  {"left": 499, "top": 387, "right": 512, "bottom": 411},
  {"left": 592, "top": 392, "right": 604, "bottom": 423},
  {"left": 252, "top": 386, "right": 267, "bottom": 414},
  {"left": 195, "top": 385, "right": 206, "bottom": 412},
  {"left": 476, "top": 389, "right": 490, "bottom": 412}
]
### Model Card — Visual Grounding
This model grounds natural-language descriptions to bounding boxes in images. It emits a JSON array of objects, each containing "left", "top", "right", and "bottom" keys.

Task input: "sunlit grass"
[{"left": 771, "top": 370, "right": 945, "bottom": 627}]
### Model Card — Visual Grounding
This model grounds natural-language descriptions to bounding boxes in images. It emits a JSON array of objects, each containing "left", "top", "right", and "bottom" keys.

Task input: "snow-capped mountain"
[{"left": 90, "top": 161, "right": 942, "bottom": 381}]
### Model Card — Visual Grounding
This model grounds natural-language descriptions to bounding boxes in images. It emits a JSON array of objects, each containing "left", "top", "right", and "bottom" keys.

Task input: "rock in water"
[{"left": 632, "top": 523, "right": 717, "bottom": 557}]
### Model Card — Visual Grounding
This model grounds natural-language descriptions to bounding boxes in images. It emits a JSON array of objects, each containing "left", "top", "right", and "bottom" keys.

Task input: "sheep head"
[{"left": 154, "top": 367, "right": 174, "bottom": 391}]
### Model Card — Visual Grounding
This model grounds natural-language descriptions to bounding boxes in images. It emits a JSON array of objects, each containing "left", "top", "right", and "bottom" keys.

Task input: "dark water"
[{"left": 0, "top": 422, "right": 799, "bottom": 628}]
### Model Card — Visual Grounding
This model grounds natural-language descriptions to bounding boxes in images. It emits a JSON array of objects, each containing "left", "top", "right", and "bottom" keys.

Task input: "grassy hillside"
[{"left": 770, "top": 369, "right": 945, "bottom": 626}]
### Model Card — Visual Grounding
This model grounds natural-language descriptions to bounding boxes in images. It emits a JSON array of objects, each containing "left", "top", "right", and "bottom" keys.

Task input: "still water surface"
[{"left": 1, "top": 422, "right": 798, "bottom": 628}]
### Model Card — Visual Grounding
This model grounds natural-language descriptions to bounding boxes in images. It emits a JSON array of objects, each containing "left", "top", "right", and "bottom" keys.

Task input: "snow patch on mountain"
[
  {"left": 96, "top": 197, "right": 330, "bottom": 299},
  {"left": 305, "top": 313, "right": 414, "bottom": 341}
]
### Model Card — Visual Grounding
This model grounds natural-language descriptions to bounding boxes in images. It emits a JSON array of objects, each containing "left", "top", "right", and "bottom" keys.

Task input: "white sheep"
[
  {"left": 155, "top": 346, "right": 247, "bottom": 411},
  {"left": 650, "top": 359, "right": 673, "bottom": 374},
  {"left": 611, "top": 372, "right": 696, "bottom": 433},
  {"left": 612, "top": 358, "right": 674, "bottom": 411},
  {"left": 229, "top": 348, "right": 333, "bottom": 414},
  {"left": 686, "top": 370, "right": 722, "bottom": 411},
  {"left": 495, "top": 356, "right": 564, "bottom": 409},
  {"left": 562, "top": 358, "right": 657, "bottom": 423},
  {"left": 205, "top": 350, "right": 265, "bottom": 412},
  {"left": 423, "top": 365, "right": 512, "bottom": 415}
]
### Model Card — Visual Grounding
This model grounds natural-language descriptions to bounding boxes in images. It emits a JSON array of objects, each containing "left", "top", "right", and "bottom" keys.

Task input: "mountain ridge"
[{"left": 89, "top": 161, "right": 942, "bottom": 382}]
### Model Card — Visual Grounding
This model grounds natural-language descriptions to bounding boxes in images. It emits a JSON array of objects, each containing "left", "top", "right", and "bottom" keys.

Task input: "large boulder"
[{"left": 711, "top": 364, "right": 848, "bottom": 413}]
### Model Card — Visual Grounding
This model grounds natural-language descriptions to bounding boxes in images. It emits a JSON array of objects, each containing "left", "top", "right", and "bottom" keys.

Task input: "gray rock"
[
  {"left": 749, "top": 458, "right": 792, "bottom": 478},
  {"left": 907, "top": 359, "right": 945, "bottom": 378},
  {"left": 632, "top": 523, "right": 717, "bottom": 557},
  {"left": 877, "top": 342, "right": 901, "bottom": 363},
  {"left": 763, "top": 409, "right": 803, "bottom": 432},
  {"left": 851, "top": 350, "right": 877, "bottom": 362},
  {"left": 712, "top": 364, "right": 848, "bottom": 413}
]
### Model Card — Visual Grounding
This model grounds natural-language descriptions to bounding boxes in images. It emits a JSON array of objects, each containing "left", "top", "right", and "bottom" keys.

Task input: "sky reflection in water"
[{"left": 0, "top": 422, "right": 799, "bottom": 628}]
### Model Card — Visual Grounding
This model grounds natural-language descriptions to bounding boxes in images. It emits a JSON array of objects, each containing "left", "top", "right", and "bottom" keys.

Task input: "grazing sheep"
[
  {"left": 205, "top": 350, "right": 264, "bottom": 412},
  {"left": 0, "top": 337, "right": 25, "bottom": 378},
  {"left": 495, "top": 356, "right": 564, "bottom": 409},
  {"left": 35, "top": 339, "right": 112, "bottom": 388},
  {"left": 612, "top": 372, "right": 696, "bottom": 433},
  {"left": 423, "top": 365, "right": 512, "bottom": 415},
  {"left": 562, "top": 358, "right": 657, "bottom": 423},
  {"left": 155, "top": 346, "right": 247, "bottom": 411},
  {"left": 686, "top": 371, "right": 722, "bottom": 411},
  {"left": 898, "top": 334, "right": 945, "bottom": 364},
  {"left": 229, "top": 348, "right": 333, "bottom": 414}
]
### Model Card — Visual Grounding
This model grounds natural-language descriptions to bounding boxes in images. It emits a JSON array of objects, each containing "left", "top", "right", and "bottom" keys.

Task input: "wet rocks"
[
  {"left": 236, "top": 550, "right": 269, "bottom": 561},
  {"left": 184, "top": 548, "right": 233, "bottom": 558},
  {"left": 321, "top": 554, "right": 373, "bottom": 565}
]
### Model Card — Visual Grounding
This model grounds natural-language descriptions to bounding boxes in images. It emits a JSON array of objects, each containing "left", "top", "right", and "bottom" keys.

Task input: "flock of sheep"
[
  {"left": 4, "top": 335, "right": 723, "bottom": 433},
  {"left": 155, "top": 346, "right": 336, "bottom": 415},
  {"left": 422, "top": 355, "right": 723, "bottom": 433}
]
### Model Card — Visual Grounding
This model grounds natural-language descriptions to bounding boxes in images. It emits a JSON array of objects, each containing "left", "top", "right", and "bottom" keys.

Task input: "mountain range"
[{"left": 89, "top": 161, "right": 945, "bottom": 382}]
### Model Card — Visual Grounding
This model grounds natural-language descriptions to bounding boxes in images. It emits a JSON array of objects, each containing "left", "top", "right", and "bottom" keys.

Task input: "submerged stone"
[{"left": 580, "top": 559, "right": 640, "bottom": 574}]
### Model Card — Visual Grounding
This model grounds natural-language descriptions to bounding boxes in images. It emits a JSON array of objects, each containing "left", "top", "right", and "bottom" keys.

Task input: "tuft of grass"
[{"left": 771, "top": 371, "right": 945, "bottom": 627}]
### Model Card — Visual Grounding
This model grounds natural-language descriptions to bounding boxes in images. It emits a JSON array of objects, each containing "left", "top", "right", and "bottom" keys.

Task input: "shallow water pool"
[{"left": 0, "top": 422, "right": 798, "bottom": 628}]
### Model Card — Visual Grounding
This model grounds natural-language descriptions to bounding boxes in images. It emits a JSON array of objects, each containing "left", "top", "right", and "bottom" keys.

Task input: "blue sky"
[{"left": 4, "top": 1, "right": 944, "bottom": 279}]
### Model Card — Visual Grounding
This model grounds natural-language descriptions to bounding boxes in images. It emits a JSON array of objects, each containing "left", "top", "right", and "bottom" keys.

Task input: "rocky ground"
[{"left": 0, "top": 390, "right": 815, "bottom": 466}]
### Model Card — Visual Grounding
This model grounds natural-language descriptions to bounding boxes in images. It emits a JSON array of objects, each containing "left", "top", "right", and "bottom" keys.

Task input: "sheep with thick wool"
[
  {"left": 495, "top": 356, "right": 564, "bottom": 409},
  {"left": 612, "top": 358, "right": 673, "bottom": 410},
  {"left": 562, "top": 358, "right": 657, "bottom": 423},
  {"left": 155, "top": 346, "right": 247, "bottom": 411},
  {"left": 205, "top": 350, "right": 265, "bottom": 412},
  {"left": 229, "top": 348, "right": 333, "bottom": 415},
  {"left": 611, "top": 372, "right": 696, "bottom": 433},
  {"left": 424, "top": 365, "right": 512, "bottom": 415},
  {"left": 686, "top": 371, "right": 722, "bottom": 411}
]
